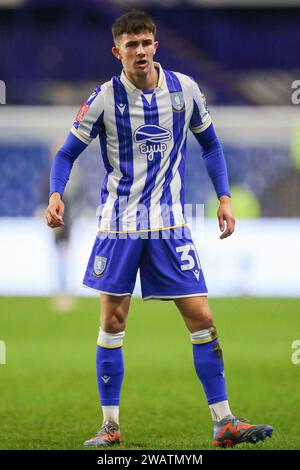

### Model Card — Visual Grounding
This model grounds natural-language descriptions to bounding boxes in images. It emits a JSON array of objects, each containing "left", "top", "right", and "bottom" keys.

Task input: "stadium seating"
[{"left": 1, "top": 1, "right": 299, "bottom": 105}]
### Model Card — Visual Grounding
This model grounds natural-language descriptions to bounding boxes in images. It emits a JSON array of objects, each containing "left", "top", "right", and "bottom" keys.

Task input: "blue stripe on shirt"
[
  {"left": 112, "top": 77, "right": 134, "bottom": 231},
  {"left": 190, "top": 98, "right": 203, "bottom": 129},
  {"left": 162, "top": 70, "right": 186, "bottom": 227},
  {"left": 99, "top": 130, "right": 114, "bottom": 229},
  {"left": 137, "top": 92, "right": 160, "bottom": 230}
]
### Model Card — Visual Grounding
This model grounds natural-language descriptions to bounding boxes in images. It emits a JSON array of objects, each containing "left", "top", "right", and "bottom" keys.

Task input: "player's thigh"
[{"left": 100, "top": 293, "right": 131, "bottom": 333}]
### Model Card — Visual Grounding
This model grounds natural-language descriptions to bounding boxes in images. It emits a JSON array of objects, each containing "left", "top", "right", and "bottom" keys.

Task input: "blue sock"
[
  {"left": 96, "top": 345, "right": 124, "bottom": 406},
  {"left": 96, "top": 328, "right": 125, "bottom": 407},
  {"left": 192, "top": 336, "right": 228, "bottom": 405}
]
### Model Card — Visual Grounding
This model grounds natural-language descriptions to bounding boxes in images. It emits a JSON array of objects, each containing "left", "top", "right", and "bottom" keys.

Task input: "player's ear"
[
  {"left": 153, "top": 40, "right": 159, "bottom": 55},
  {"left": 112, "top": 46, "right": 121, "bottom": 60}
]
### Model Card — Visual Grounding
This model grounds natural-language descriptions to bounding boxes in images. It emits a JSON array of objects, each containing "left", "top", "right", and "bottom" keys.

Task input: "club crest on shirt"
[
  {"left": 93, "top": 256, "right": 107, "bottom": 277},
  {"left": 134, "top": 124, "right": 172, "bottom": 161},
  {"left": 170, "top": 91, "right": 185, "bottom": 112}
]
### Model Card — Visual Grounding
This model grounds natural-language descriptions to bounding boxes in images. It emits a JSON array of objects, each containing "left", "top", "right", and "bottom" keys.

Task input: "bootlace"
[
  {"left": 97, "top": 421, "right": 118, "bottom": 437},
  {"left": 235, "top": 417, "right": 250, "bottom": 424}
]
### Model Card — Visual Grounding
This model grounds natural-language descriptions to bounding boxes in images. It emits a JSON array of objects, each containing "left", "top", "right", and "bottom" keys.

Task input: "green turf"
[{"left": 0, "top": 297, "right": 299, "bottom": 450}]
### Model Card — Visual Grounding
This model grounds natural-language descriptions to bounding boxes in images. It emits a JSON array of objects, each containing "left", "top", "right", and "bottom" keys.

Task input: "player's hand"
[
  {"left": 217, "top": 196, "right": 235, "bottom": 239},
  {"left": 45, "top": 192, "right": 65, "bottom": 228}
]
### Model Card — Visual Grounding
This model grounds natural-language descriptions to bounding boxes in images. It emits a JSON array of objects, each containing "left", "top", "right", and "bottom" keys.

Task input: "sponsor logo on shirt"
[
  {"left": 75, "top": 102, "right": 90, "bottom": 125},
  {"left": 134, "top": 124, "right": 172, "bottom": 161}
]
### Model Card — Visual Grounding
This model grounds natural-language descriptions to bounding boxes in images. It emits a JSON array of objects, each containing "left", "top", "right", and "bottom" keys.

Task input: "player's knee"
[
  {"left": 101, "top": 312, "right": 127, "bottom": 333},
  {"left": 189, "top": 311, "right": 213, "bottom": 331},
  {"left": 199, "top": 312, "right": 213, "bottom": 329},
  {"left": 110, "top": 315, "right": 126, "bottom": 332},
  {"left": 197, "top": 303, "right": 213, "bottom": 325}
]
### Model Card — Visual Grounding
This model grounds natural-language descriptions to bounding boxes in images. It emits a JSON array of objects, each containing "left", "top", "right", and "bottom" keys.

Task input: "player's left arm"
[
  {"left": 193, "top": 124, "right": 235, "bottom": 239},
  {"left": 217, "top": 194, "right": 235, "bottom": 240},
  {"left": 188, "top": 79, "right": 235, "bottom": 239}
]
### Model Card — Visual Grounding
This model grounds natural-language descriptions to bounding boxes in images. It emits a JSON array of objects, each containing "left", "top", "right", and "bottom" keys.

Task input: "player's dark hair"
[{"left": 112, "top": 9, "right": 156, "bottom": 44}]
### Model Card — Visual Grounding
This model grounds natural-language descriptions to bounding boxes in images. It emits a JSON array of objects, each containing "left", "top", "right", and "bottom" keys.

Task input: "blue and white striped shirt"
[{"left": 70, "top": 62, "right": 211, "bottom": 232}]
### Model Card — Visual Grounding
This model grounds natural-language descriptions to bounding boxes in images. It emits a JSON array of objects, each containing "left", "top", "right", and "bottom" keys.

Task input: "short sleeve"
[
  {"left": 189, "top": 79, "right": 212, "bottom": 134},
  {"left": 70, "top": 85, "right": 105, "bottom": 144}
]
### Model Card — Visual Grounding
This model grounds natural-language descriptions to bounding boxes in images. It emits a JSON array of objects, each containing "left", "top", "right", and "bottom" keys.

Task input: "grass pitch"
[{"left": 0, "top": 296, "right": 299, "bottom": 450}]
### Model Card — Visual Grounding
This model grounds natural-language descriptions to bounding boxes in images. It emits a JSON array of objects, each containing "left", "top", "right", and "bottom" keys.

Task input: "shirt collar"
[{"left": 120, "top": 62, "right": 165, "bottom": 93}]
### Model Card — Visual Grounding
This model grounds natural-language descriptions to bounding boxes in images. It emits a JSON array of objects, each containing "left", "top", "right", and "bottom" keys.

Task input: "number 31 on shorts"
[{"left": 176, "top": 244, "right": 201, "bottom": 271}]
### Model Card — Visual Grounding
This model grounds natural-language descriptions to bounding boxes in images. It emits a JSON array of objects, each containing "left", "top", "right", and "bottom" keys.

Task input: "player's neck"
[{"left": 124, "top": 65, "right": 158, "bottom": 91}]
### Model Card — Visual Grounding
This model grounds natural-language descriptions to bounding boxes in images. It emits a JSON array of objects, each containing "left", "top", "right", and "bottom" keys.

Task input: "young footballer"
[{"left": 46, "top": 10, "right": 273, "bottom": 448}]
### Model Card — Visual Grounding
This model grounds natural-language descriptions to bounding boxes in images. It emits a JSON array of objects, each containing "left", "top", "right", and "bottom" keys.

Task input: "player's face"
[{"left": 112, "top": 30, "right": 158, "bottom": 78}]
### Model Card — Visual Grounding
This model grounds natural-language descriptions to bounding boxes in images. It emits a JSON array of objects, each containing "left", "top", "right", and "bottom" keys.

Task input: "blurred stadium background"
[
  {"left": 1, "top": 0, "right": 300, "bottom": 298},
  {"left": 1, "top": 0, "right": 300, "bottom": 450}
]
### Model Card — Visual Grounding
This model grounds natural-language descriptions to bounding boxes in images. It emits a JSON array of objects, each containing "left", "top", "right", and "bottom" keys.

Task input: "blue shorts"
[{"left": 83, "top": 227, "right": 208, "bottom": 300}]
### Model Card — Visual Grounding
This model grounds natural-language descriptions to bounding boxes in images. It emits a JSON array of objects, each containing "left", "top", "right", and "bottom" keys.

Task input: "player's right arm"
[{"left": 46, "top": 86, "right": 105, "bottom": 228}]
